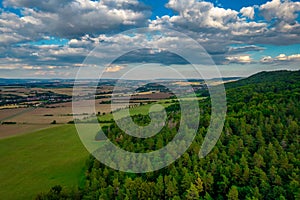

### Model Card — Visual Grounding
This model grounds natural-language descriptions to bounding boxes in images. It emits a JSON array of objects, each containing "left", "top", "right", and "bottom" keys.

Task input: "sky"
[{"left": 0, "top": 0, "right": 300, "bottom": 78}]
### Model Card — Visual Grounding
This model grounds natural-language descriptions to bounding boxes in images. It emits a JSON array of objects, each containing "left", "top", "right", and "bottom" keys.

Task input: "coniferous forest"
[{"left": 37, "top": 70, "right": 300, "bottom": 200}]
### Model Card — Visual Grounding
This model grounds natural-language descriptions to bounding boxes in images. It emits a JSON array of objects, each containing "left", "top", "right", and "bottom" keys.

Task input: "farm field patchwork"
[{"left": 0, "top": 100, "right": 133, "bottom": 138}]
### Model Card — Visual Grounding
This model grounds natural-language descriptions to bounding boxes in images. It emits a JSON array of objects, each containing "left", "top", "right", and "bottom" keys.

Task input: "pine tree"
[
  {"left": 227, "top": 186, "right": 239, "bottom": 200},
  {"left": 186, "top": 183, "right": 199, "bottom": 200}
]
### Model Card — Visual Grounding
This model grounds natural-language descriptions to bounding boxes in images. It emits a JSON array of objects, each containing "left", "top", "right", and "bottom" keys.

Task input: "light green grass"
[
  {"left": 0, "top": 125, "right": 89, "bottom": 200},
  {"left": 99, "top": 102, "right": 173, "bottom": 122},
  {"left": 98, "top": 98, "right": 205, "bottom": 122}
]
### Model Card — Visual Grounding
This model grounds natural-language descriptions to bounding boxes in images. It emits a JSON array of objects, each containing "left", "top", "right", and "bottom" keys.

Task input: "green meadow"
[
  {"left": 98, "top": 101, "right": 175, "bottom": 122},
  {"left": 0, "top": 125, "right": 89, "bottom": 200}
]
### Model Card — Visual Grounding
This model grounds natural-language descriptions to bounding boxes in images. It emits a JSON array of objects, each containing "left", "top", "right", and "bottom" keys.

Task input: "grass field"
[
  {"left": 98, "top": 98, "right": 205, "bottom": 122},
  {"left": 0, "top": 125, "right": 89, "bottom": 200},
  {"left": 98, "top": 101, "right": 173, "bottom": 122}
]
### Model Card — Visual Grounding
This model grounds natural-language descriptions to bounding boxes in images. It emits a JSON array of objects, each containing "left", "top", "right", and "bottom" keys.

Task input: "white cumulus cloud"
[
  {"left": 104, "top": 65, "right": 124, "bottom": 72},
  {"left": 226, "top": 55, "right": 252, "bottom": 64},
  {"left": 240, "top": 6, "right": 255, "bottom": 19}
]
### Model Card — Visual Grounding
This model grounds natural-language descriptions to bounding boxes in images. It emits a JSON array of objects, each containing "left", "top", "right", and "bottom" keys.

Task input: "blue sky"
[{"left": 0, "top": 0, "right": 300, "bottom": 78}]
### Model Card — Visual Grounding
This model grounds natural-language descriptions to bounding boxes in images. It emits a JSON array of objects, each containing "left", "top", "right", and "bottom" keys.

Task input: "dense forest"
[{"left": 37, "top": 70, "right": 300, "bottom": 200}]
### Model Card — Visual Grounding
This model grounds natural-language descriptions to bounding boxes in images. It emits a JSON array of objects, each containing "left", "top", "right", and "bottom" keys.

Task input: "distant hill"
[
  {"left": 224, "top": 70, "right": 300, "bottom": 106},
  {"left": 225, "top": 70, "right": 300, "bottom": 89}
]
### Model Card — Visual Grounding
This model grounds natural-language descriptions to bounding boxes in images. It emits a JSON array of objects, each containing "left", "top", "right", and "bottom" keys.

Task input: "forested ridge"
[{"left": 37, "top": 70, "right": 300, "bottom": 200}]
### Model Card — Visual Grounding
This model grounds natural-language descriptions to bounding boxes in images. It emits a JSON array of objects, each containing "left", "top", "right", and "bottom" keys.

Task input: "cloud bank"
[{"left": 0, "top": 0, "right": 300, "bottom": 77}]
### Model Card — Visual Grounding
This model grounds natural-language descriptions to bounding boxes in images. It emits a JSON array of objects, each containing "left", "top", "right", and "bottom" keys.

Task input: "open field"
[
  {"left": 0, "top": 125, "right": 89, "bottom": 200},
  {"left": 0, "top": 100, "right": 135, "bottom": 138},
  {"left": 1, "top": 100, "right": 137, "bottom": 124},
  {"left": 0, "top": 124, "right": 57, "bottom": 139},
  {"left": 0, "top": 108, "right": 29, "bottom": 121},
  {"left": 0, "top": 95, "right": 206, "bottom": 138},
  {"left": 98, "top": 101, "right": 174, "bottom": 121},
  {"left": 98, "top": 97, "right": 206, "bottom": 122},
  {"left": 0, "top": 82, "right": 186, "bottom": 138}
]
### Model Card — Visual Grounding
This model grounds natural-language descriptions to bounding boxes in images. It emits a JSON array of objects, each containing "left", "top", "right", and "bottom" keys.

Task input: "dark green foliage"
[
  {"left": 35, "top": 185, "right": 82, "bottom": 200},
  {"left": 38, "top": 70, "right": 300, "bottom": 199}
]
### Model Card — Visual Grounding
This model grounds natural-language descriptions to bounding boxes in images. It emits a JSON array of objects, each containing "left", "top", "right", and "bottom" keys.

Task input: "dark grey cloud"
[
  {"left": 1, "top": 0, "right": 152, "bottom": 40},
  {"left": 113, "top": 48, "right": 189, "bottom": 65},
  {"left": 3, "top": 0, "right": 74, "bottom": 12},
  {"left": 228, "top": 45, "right": 265, "bottom": 54}
]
